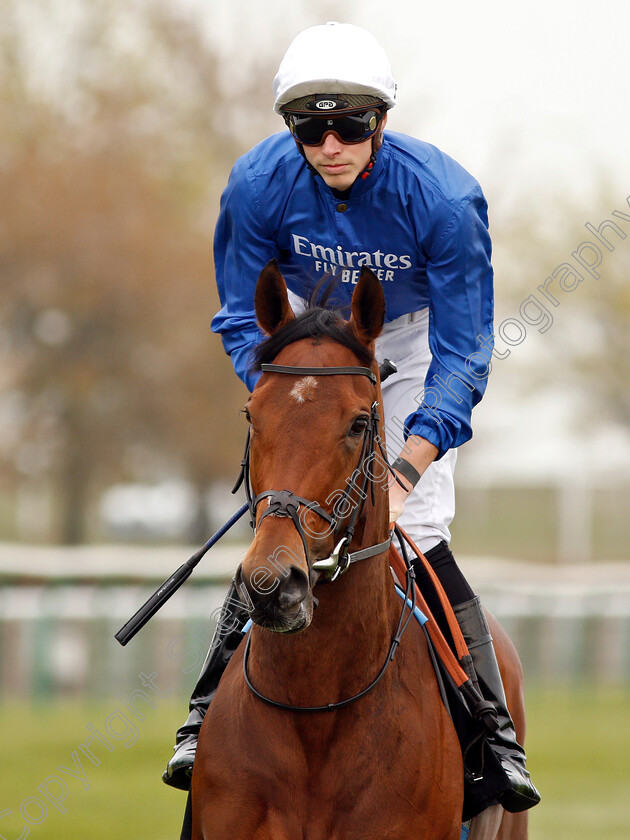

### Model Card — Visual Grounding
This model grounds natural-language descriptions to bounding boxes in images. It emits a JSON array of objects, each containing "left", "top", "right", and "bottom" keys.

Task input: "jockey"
[{"left": 163, "top": 21, "right": 541, "bottom": 815}]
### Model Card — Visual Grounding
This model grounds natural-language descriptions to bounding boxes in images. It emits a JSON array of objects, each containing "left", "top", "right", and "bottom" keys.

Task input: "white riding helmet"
[{"left": 273, "top": 22, "right": 397, "bottom": 114}]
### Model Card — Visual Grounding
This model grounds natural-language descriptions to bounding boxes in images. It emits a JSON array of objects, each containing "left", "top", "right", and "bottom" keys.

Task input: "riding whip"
[{"left": 114, "top": 501, "right": 249, "bottom": 646}]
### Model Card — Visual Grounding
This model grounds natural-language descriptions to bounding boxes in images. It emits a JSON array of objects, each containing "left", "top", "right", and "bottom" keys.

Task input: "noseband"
[{"left": 233, "top": 362, "right": 394, "bottom": 582}]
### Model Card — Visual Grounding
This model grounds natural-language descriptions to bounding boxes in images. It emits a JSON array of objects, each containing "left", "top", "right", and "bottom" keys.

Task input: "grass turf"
[
  {"left": 1, "top": 687, "right": 628, "bottom": 838},
  {"left": 525, "top": 686, "right": 630, "bottom": 840}
]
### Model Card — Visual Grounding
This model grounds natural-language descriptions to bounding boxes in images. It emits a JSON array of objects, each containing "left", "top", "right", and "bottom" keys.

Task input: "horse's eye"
[
  {"left": 241, "top": 407, "right": 252, "bottom": 424},
  {"left": 349, "top": 416, "right": 369, "bottom": 437}
]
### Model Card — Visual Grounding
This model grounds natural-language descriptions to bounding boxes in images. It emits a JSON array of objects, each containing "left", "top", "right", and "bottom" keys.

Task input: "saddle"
[{"left": 389, "top": 528, "right": 511, "bottom": 822}]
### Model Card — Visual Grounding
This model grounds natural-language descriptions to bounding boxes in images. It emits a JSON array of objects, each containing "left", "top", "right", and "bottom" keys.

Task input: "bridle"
[
  {"left": 233, "top": 362, "right": 393, "bottom": 582},
  {"left": 232, "top": 364, "right": 398, "bottom": 581},
  {"left": 233, "top": 359, "right": 418, "bottom": 713}
]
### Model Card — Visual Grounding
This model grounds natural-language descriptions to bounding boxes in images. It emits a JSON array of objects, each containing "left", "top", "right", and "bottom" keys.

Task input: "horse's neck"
[{"left": 311, "top": 549, "right": 398, "bottom": 659}]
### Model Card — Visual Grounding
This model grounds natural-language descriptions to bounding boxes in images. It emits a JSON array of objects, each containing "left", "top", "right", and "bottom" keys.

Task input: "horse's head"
[{"left": 234, "top": 260, "right": 387, "bottom": 633}]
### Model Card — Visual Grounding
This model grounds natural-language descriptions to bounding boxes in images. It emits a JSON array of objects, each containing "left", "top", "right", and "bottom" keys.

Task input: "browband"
[{"left": 260, "top": 363, "right": 377, "bottom": 384}]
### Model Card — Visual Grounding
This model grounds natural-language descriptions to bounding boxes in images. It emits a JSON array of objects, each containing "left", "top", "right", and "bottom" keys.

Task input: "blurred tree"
[
  {"left": 0, "top": 0, "right": 282, "bottom": 543},
  {"left": 4, "top": 0, "right": 626, "bottom": 546},
  {"left": 565, "top": 191, "right": 630, "bottom": 431},
  {"left": 465, "top": 175, "right": 630, "bottom": 477}
]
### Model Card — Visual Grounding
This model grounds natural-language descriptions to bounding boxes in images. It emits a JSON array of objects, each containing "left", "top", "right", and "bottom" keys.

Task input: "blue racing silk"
[{"left": 211, "top": 130, "right": 494, "bottom": 459}]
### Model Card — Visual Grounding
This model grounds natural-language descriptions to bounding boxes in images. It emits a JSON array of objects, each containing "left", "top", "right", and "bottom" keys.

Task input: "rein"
[
  {"left": 236, "top": 360, "right": 417, "bottom": 713},
  {"left": 242, "top": 541, "right": 418, "bottom": 713}
]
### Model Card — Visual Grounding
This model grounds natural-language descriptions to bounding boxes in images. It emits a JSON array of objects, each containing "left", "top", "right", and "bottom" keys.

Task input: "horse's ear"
[
  {"left": 255, "top": 259, "right": 296, "bottom": 335},
  {"left": 349, "top": 268, "right": 385, "bottom": 344}
]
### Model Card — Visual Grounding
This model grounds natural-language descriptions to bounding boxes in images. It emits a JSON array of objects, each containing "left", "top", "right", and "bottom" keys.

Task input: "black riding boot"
[
  {"left": 420, "top": 542, "right": 541, "bottom": 814},
  {"left": 453, "top": 595, "right": 541, "bottom": 812},
  {"left": 162, "top": 580, "right": 250, "bottom": 790}
]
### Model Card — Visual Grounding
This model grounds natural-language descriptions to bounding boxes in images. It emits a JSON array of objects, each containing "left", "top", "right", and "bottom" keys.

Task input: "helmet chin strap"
[
  {"left": 359, "top": 150, "right": 377, "bottom": 180},
  {"left": 359, "top": 122, "right": 386, "bottom": 180}
]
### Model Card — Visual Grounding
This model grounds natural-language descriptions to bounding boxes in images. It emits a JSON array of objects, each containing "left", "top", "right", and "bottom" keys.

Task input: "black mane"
[{"left": 252, "top": 292, "right": 374, "bottom": 372}]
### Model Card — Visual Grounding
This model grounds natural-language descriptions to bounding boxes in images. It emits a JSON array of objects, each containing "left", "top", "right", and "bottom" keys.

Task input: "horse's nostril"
[{"left": 277, "top": 567, "right": 309, "bottom": 612}]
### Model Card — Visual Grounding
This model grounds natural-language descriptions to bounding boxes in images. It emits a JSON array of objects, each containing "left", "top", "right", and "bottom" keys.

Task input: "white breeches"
[{"left": 375, "top": 310, "right": 456, "bottom": 552}]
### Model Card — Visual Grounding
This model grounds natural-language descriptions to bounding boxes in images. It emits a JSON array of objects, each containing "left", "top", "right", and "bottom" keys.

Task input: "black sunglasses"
[{"left": 284, "top": 109, "right": 384, "bottom": 146}]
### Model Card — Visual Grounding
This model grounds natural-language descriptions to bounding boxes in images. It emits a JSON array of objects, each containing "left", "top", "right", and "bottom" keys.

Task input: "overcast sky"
[
  {"left": 201, "top": 0, "right": 630, "bottom": 208},
  {"left": 25, "top": 0, "right": 629, "bottom": 210}
]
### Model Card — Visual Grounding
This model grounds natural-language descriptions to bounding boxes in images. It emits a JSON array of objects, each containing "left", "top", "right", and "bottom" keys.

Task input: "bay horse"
[{"left": 191, "top": 262, "right": 529, "bottom": 840}]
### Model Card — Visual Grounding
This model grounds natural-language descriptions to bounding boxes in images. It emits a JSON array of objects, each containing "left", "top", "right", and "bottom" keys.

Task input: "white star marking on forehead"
[{"left": 290, "top": 376, "right": 319, "bottom": 403}]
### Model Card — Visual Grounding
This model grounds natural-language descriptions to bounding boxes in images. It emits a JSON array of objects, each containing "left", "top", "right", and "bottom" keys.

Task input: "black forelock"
[{"left": 252, "top": 280, "right": 374, "bottom": 371}]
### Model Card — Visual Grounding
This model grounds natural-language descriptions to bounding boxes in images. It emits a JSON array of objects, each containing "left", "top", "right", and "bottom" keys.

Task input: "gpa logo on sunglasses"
[{"left": 315, "top": 100, "right": 338, "bottom": 110}]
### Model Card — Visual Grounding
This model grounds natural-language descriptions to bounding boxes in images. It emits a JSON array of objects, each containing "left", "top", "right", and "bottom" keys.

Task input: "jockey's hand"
[
  {"left": 388, "top": 477, "right": 412, "bottom": 526},
  {"left": 388, "top": 436, "right": 439, "bottom": 529}
]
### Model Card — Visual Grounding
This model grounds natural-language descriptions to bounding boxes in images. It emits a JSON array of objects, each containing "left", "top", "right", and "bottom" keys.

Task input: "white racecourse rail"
[{"left": 1, "top": 544, "right": 630, "bottom": 699}]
